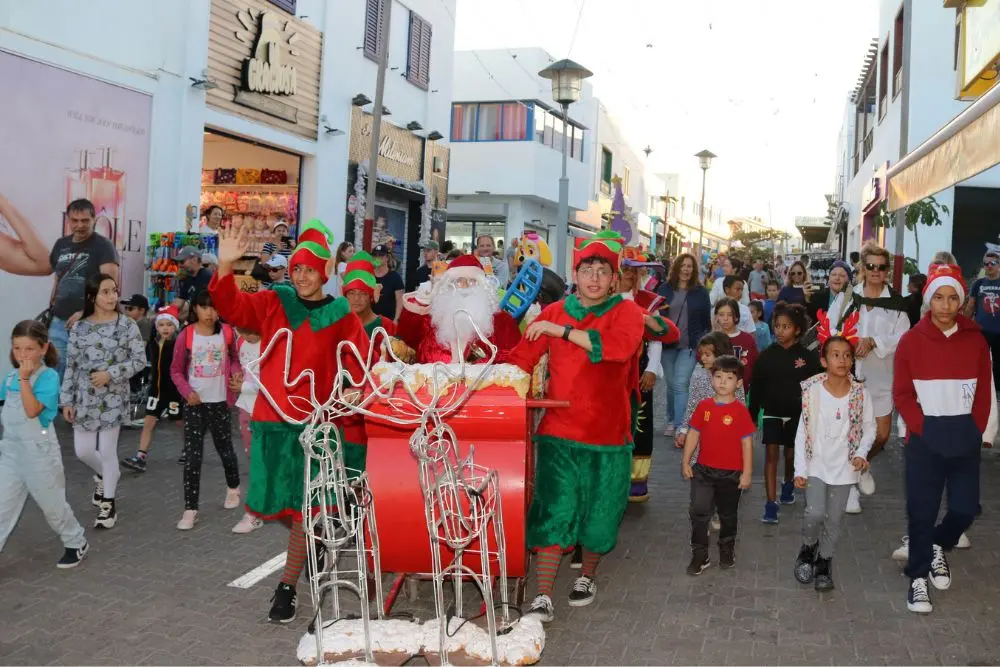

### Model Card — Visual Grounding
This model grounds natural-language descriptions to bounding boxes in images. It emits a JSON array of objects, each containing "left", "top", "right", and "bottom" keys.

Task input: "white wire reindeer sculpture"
[{"left": 245, "top": 308, "right": 516, "bottom": 665}]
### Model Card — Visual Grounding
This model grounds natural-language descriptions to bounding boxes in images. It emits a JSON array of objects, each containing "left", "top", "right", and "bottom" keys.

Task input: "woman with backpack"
[{"left": 169, "top": 290, "right": 242, "bottom": 531}]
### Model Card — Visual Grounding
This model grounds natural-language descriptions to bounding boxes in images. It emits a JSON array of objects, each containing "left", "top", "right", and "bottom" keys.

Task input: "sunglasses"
[
  {"left": 985, "top": 261, "right": 998, "bottom": 267},
  {"left": 789, "top": 271, "right": 805, "bottom": 276},
  {"left": 268, "top": 267, "right": 284, "bottom": 272},
  {"left": 865, "top": 263, "right": 889, "bottom": 272}
]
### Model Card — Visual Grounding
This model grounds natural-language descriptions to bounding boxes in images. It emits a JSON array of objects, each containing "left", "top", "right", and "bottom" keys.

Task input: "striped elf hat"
[
  {"left": 574, "top": 230, "right": 625, "bottom": 272},
  {"left": 289, "top": 219, "right": 334, "bottom": 280},
  {"left": 342, "top": 251, "right": 378, "bottom": 297}
]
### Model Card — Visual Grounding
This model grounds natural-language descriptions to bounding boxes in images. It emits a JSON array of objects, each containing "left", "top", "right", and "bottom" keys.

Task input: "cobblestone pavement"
[{"left": 2, "top": 391, "right": 1000, "bottom": 665}]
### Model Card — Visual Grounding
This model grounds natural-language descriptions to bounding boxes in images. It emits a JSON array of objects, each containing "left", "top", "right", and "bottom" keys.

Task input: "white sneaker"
[
  {"left": 858, "top": 470, "right": 875, "bottom": 496},
  {"left": 528, "top": 594, "right": 554, "bottom": 623},
  {"left": 892, "top": 535, "right": 909, "bottom": 561},
  {"left": 177, "top": 509, "right": 198, "bottom": 531},
  {"left": 845, "top": 486, "right": 862, "bottom": 514},
  {"left": 232, "top": 512, "right": 264, "bottom": 534},
  {"left": 224, "top": 487, "right": 241, "bottom": 509},
  {"left": 956, "top": 532, "right": 971, "bottom": 549}
]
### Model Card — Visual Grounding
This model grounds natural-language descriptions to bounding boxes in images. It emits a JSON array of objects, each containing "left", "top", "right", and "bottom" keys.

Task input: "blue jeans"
[
  {"left": 661, "top": 347, "right": 697, "bottom": 429},
  {"left": 49, "top": 317, "right": 69, "bottom": 385}
]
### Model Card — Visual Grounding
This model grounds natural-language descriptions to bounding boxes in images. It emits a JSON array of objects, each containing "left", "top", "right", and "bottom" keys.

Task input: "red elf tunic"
[
  {"left": 506, "top": 293, "right": 647, "bottom": 553},
  {"left": 209, "top": 274, "right": 370, "bottom": 519}
]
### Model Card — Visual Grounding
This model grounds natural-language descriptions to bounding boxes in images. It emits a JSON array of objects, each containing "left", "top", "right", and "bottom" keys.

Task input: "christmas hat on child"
[
  {"left": 574, "top": 230, "right": 624, "bottom": 272},
  {"left": 154, "top": 305, "right": 181, "bottom": 329},
  {"left": 290, "top": 219, "right": 334, "bottom": 280},
  {"left": 923, "top": 263, "right": 967, "bottom": 307},
  {"left": 342, "top": 251, "right": 379, "bottom": 297}
]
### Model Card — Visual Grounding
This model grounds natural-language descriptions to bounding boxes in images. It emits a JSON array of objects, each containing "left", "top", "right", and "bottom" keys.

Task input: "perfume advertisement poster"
[{"left": 0, "top": 52, "right": 151, "bottom": 372}]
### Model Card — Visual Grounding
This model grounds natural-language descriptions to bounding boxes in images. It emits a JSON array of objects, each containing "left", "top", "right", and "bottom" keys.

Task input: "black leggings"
[{"left": 183, "top": 402, "right": 240, "bottom": 510}]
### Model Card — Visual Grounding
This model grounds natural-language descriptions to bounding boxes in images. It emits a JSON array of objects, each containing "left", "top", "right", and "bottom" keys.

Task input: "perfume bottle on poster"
[
  {"left": 64, "top": 150, "right": 93, "bottom": 235},
  {"left": 89, "top": 146, "right": 126, "bottom": 249}
]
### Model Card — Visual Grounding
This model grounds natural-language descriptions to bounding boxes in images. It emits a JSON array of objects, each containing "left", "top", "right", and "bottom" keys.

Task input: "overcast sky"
[{"left": 453, "top": 0, "right": 880, "bottom": 232}]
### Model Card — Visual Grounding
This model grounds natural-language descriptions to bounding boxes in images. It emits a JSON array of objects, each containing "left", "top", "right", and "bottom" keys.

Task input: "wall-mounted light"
[
  {"left": 352, "top": 93, "right": 372, "bottom": 107},
  {"left": 189, "top": 69, "right": 218, "bottom": 90},
  {"left": 426, "top": 130, "right": 444, "bottom": 141},
  {"left": 407, "top": 121, "right": 423, "bottom": 131}
]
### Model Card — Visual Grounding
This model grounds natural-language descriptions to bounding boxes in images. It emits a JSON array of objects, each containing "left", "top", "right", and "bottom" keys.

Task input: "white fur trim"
[
  {"left": 444, "top": 265, "right": 485, "bottom": 281},
  {"left": 924, "top": 276, "right": 965, "bottom": 307},
  {"left": 155, "top": 313, "right": 180, "bottom": 329}
]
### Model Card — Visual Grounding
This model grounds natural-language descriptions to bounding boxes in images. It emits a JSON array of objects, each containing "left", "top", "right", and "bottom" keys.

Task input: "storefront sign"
[
  {"left": 238, "top": 8, "right": 298, "bottom": 95},
  {"left": 349, "top": 108, "right": 423, "bottom": 182},
  {"left": 207, "top": 0, "right": 322, "bottom": 140}
]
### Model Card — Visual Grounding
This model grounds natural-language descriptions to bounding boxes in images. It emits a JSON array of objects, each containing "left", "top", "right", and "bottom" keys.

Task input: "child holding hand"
[{"left": 793, "top": 320, "right": 874, "bottom": 592}]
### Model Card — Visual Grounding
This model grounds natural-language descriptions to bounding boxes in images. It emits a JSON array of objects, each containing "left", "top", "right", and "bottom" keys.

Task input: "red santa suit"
[{"left": 395, "top": 254, "right": 522, "bottom": 363}]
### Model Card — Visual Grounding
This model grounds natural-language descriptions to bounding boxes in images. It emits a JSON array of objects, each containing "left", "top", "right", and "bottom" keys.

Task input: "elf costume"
[
  {"left": 508, "top": 230, "right": 665, "bottom": 615},
  {"left": 208, "top": 220, "right": 371, "bottom": 521},
  {"left": 342, "top": 251, "right": 397, "bottom": 339}
]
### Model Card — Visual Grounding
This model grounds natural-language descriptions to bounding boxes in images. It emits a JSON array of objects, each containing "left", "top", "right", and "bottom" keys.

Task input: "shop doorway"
[{"left": 200, "top": 129, "right": 303, "bottom": 255}]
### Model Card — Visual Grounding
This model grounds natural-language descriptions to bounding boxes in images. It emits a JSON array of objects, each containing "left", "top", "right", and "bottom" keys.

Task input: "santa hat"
[
  {"left": 923, "top": 263, "right": 967, "bottom": 307},
  {"left": 154, "top": 305, "right": 180, "bottom": 329},
  {"left": 444, "top": 253, "right": 486, "bottom": 281},
  {"left": 290, "top": 219, "right": 333, "bottom": 281},
  {"left": 342, "top": 251, "right": 378, "bottom": 297},
  {"left": 574, "top": 230, "right": 624, "bottom": 272}
]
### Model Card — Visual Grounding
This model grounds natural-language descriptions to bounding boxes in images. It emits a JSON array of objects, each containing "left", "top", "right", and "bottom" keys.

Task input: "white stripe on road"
[{"left": 228, "top": 552, "right": 287, "bottom": 589}]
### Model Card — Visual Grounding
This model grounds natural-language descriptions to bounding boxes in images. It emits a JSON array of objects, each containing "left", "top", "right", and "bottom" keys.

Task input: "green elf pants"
[
  {"left": 247, "top": 421, "right": 367, "bottom": 520},
  {"left": 527, "top": 436, "right": 632, "bottom": 554}
]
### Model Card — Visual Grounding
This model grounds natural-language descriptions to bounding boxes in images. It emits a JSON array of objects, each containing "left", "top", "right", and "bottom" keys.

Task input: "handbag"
[{"left": 36, "top": 250, "right": 88, "bottom": 329}]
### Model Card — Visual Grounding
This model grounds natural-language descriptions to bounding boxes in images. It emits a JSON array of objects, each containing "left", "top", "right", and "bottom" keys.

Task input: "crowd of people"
[{"left": 0, "top": 198, "right": 995, "bottom": 630}]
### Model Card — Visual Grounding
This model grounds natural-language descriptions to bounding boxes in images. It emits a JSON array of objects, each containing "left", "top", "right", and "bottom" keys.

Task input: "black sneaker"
[
  {"left": 91, "top": 476, "right": 103, "bottom": 507},
  {"left": 929, "top": 545, "right": 951, "bottom": 590},
  {"left": 794, "top": 543, "right": 818, "bottom": 584},
  {"left": 719, "top": 543, "right": 735, "bottom": 569},
  {"left": 305, "top": 538, "right": 328, "bottom": 580},
  {"left": 686, "top": 552, "right": 711, "bottom": 576},
  {"left": 569, "top": 545, "right": 583, "bottom": 570},
  {"left": 814, "top": 557, "right": 834, "bottom": 591},
  {"left": 121, "top": 454, "right": 147, "bottom": 472},
  {"left": 907, "top": 577, "right": 932, "bottom": 614},
  {"left": 269, "top": 582, "right": 297, "bottom": 623},
  {"left": 56, "top": 542, "right": 89, "bottom": 569},
  {"left": 567, "top": 575, "right": 596, "bottom": 607},
  {"left": 528, "top": 594, "right": 554, "bottom": 623},
  {"left": 94, "top": 499, "right": 117, "bottom": 529}
]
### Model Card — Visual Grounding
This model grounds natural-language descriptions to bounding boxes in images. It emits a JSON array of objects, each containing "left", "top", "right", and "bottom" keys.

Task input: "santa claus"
[{"left": 396, "top": 254, "right": 522, "bottom": 363}]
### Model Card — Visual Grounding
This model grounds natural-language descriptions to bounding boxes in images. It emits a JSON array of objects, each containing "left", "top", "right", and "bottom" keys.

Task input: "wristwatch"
[{"left": 562, "top": 325, "right": 573, "bottom": 341}]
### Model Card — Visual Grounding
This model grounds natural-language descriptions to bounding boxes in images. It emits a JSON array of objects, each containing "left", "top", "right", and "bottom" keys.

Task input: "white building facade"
[
  {"left": 0, "top": 0, "right": 456, "bottom": 317},
  {"left": 832, "top": 0, "right": 1000, "bottom": 275}
]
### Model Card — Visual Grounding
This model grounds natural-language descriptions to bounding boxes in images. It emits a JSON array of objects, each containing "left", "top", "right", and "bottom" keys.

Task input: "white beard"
[{"left": 430, "top": 279, "right": 497, "bottom": 349}]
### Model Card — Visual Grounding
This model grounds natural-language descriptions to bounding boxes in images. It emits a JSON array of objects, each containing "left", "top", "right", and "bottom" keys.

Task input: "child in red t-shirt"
[{"left": 682, "top": 355, "right": 755, "bottom": 575}]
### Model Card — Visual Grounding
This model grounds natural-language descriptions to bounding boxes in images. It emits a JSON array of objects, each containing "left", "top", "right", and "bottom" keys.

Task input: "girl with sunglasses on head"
[{"left": 834, "top": 242, "right": 910, "bottom": 515}]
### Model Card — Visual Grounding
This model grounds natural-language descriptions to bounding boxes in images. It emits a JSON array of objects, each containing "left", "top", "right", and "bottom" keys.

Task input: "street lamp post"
[
  {"left": 694, "top": 150, "right": 716, "bottom": 260},
  {"left": 539, "top": 59, "right": 593, "bottom": 279}
]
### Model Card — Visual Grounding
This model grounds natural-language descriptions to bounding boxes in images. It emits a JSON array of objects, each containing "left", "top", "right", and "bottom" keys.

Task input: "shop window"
[
  {"left": 364, "top": 0, "right": 388, "bottom": 62},
  {"left": 601, "top": 148, "right": 613, "bottom": 192},
  {"left": 265, "top": 0, "right": 296, "bottom": 12},
  {"left": 477, "top": 104, "right": 501, "bottom": 141},
  {"left": 878, "top": 39, "right": 889, "bottom": 121},
  {"left": 893, "top": 6, "right": 904, "bottom": 97},
  {"left": 451, "top": 103, "right": 477, "bottom": 141},
  {"left": 406, "top": 11, "right": 432, "bottom": 90}
]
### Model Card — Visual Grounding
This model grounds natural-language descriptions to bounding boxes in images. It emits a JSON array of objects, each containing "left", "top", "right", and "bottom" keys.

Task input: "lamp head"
[
  {"left": 695, "top": 149, "right": 717, "bottom": 170},
  {"left": 538, "top": 58, "right": 593, "bottom": 106}
]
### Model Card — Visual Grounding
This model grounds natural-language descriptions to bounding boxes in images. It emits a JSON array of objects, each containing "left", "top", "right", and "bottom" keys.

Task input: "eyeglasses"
[
  {"left": 578, "top": 267, "right": 612, "bottom": 279},
  {"left": 985, "top": 261, "right": 998, "bottom": 267},
  {"left": 865, "top": 262, "right": 889, "bottom": 272}
]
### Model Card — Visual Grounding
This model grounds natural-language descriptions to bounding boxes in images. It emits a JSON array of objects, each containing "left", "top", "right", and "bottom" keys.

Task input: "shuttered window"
[
  {"left": 364, "top": 0, "right": 387, "bottom": 61},
  {"left": 406, "top": 11, "right": 432, "bottom": 90}
]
